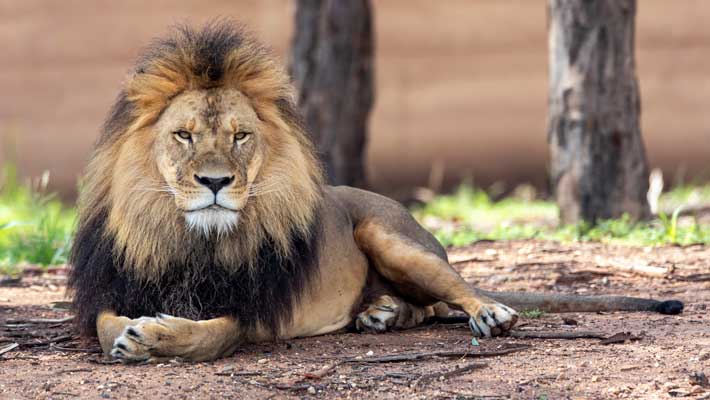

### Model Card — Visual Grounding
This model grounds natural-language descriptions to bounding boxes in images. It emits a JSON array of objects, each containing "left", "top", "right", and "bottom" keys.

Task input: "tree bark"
[
  {"left": 547, "top": 0, "right": 650, "bottom": 224},
  {"left": 290, "top": 0, "right": 374, "bottom": 187}
]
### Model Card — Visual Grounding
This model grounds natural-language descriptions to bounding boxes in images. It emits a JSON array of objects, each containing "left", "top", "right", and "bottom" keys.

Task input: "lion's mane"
[{"left": 68, "top": 22, "right": 324, "bottom": 337}]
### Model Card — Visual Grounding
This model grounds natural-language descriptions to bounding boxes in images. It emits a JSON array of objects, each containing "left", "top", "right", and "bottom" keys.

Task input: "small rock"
[
  {"left": 307, "top": 386, "right": 316, "bottom": 394},
  {"left": 257, "top": 358, "right": 268, "bottom": 364},
  {"left": 220, "top": 365, "right": 234, "bottom": 374},
  {"left": 365, "top": 350, "right": 374, "bottom": 356},
  {"left": 100, "top": 393, "right": 111, "bottom": 399}
]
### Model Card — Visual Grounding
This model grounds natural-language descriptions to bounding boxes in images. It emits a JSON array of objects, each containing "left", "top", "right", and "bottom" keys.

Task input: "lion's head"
[{"left": 75, "top": 22, "right": 323, "bottom": 282}]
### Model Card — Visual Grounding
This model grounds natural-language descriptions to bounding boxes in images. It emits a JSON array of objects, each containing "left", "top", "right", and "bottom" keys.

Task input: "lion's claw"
[{"left": 469, "top": 303, "right": 518, "bottom": 338}]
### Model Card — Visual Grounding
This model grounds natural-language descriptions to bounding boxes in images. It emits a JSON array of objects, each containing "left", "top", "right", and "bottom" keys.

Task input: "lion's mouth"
[{"left": 184, "top": 204, "right": 239, "bottom": 213}]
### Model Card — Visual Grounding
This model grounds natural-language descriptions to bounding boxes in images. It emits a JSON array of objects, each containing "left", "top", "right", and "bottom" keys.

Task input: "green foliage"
[
  {"left": 0, "top": 165, "right": 76, "bottom": 268},
  {"left": 414, "top": 184, "right": 710, "bottom": 248},
  {"left": 659, "top": 184, "right": 710, "bottom": 211},
  {"left": 412, "top": 185, "right": 557, "bottom": 228}
]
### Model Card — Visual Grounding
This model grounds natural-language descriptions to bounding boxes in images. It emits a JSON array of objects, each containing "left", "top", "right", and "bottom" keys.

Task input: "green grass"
[
  {"left": 0, "top": 165, "right": 76, "bottom": 272},
  {"left": 412, "top": 184, "right": 710, "bottom": 248},
  {"left": 1, "top": 163, "right": 709, "bottom": 272}
]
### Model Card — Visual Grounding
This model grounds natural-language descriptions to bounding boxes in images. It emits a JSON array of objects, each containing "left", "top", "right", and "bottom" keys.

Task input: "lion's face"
[
  {"left": 76, "top": 23, "right": 323, "bottom": 278},
  {"left": 152, "top": 88, "right": 264, "bottom": 234}
]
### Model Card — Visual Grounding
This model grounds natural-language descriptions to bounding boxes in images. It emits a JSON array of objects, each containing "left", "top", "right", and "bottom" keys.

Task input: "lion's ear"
[{"left": 125, "top": 64, "right": 188, "bottom": 131}]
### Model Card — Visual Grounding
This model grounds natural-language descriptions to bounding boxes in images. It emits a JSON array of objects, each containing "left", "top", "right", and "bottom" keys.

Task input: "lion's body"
[{"left": 68, "top": 22, "right": 682, "bottom": 363}]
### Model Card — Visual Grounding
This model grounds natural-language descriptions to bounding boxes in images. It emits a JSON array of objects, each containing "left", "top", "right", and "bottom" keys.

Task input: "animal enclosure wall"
[{"left": 1, "top": 0, "right": 709, "bottom": 198}]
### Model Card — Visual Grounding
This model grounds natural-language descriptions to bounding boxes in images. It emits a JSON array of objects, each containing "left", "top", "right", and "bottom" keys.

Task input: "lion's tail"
[{"left": 479, "top": 290, "right": 684, "bottom": 315}]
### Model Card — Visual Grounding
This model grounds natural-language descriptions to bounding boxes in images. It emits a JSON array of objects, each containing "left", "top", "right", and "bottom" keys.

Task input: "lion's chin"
[{"left": 184, "top": 207, "right": 239, "bottom": 236}]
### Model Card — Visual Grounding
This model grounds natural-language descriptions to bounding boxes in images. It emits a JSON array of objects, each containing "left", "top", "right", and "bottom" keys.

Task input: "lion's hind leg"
[{"left": 354, "top": 220, "right": 518, "bottom": 337}]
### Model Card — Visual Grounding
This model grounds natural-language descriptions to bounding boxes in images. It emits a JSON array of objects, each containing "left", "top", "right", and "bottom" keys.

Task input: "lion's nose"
[{"left": 194, "top": 175, "right": 235, "bottom": 195}]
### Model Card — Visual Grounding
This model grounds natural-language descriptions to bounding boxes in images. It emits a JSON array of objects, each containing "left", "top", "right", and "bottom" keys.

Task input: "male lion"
[{"left": 68, "top": 23, "right": 682, "bottom": 362}]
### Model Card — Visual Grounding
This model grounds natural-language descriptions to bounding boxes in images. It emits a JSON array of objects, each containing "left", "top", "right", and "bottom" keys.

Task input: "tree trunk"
[
  {"left": 290, "top": 0, "right": 374, "bottom": 187},
  {"left": 547, "top": 0, "right": 650, "bottom": 224}
]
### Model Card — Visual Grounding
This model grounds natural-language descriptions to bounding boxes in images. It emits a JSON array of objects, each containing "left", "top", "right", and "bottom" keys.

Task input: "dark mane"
[
  {"left": 68, "top": 207, "right": 321, "bottom": 337},
  {"left": 69, "top": 21, "right": 323, "bottom": 339}
]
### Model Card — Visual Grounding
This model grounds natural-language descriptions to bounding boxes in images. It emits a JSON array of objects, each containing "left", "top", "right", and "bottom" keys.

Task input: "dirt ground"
[{"left": 1, "top": 240, "right": 709, "bottom": 399}]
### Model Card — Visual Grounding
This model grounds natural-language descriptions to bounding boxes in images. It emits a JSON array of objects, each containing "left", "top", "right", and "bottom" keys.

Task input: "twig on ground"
[
  {"left": 508, "top": 330, "right": 607, "bottom": 340},
  {"left": 302, "top": 363, "right": 341, "bottom": 380},
  {"left": 55, "top": 368, "right": 93, "bottom": 375},
  {"left": 342, "top": 345, "right": 529, "bottom": 364},
  {"left": 449, "top": 254, "right": 497, "bottom": 264},
  {"left": 51, "top": 344, "right": 102, "bottom": 354},
  {"left": 1, "top": 323, "right": 34, "bottom": 329},
  {"left": 595, "top": 257, "right": 669, "bottom": 278},
  {"left": 24, "top": 334, "right": 73, "bottom": 348},
  {"left": 416, "top": 362, "right": 487, "bottom": 386},
  {"left": 514, "top": 260, "right": 571, "bottom": 269},
  {"left": 0, "top": 342, "right": 19, "bottom": 357},
  {"left": 1, "top": 331, "right": 48, "bottom": 338},
  {"left": 5, "top": 316, "right": 74, "bottom": 325},
  {"left": 87, "top": 357, "right": 122, "bottom": 365},
  {"left": 599, "top": 332, "right": 640, "bottom": 345},
  {"left": 675, "top": 273, "right": 710, "bottom": 282},
  {"left": 214, "top": 371, "right": 262, "bottom": 377}
]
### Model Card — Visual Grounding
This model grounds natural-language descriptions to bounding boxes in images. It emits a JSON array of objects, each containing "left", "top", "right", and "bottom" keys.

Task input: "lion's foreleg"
[{"left": 98, "top": 311, "right": 240, "bottom": 362}]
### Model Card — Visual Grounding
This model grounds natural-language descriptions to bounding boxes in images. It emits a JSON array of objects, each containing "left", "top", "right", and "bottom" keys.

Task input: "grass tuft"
[
  {"left": 413, "top": 184, "right": 710, "bottom": 247},
  {"left": 0, "top": 165, "right": 76, "bottom": 271}
]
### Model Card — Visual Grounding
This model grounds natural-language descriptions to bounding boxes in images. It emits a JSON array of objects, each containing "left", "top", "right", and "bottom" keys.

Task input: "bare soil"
[{"left": 1, "top": 240, "right": 709, "bottom": 399}]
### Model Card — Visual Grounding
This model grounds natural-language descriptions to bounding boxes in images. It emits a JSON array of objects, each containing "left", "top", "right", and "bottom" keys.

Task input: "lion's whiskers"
[{"left": 248, "top": 176, "right": 288, "bottom": 197}]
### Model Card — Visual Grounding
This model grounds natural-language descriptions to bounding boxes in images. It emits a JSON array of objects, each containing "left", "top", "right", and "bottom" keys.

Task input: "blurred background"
[
  {"left": 2, "top": 0, "right": 709, "bottom": 200},
  {"left": 1, "top": 0, "right": 710, "bottom": 270}
]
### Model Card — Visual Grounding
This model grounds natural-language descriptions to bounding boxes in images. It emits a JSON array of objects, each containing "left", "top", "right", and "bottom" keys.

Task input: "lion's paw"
[
  {"left": 110, "top": 314, "right": 196, "bottom": 363},
  {"left": 355, "top": 297, "right": 399, "bottom": 333},
  {"left": 468, "top": 303, "right": 518, "bottom": 337}
]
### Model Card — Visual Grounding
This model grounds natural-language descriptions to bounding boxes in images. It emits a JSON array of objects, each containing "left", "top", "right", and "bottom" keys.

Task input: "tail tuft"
[{"left": 655, "top": 300, "right": 684, "bottom": 315}]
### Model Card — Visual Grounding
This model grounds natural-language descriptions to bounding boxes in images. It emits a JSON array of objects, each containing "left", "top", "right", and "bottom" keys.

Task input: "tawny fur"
[
  {"left": 76, "top": 23, "right": 323, "bottom": 281},
  {"left": 70, "top": 22, "right": 683, "bottom": 363}
]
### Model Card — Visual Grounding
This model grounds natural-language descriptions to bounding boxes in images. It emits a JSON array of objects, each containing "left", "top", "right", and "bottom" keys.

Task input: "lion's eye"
[
  {"left": 173, "top": 130, "right": 193, "bottom": 143},
  {"left": 234, "top": 131, "right": 251, "bottom": 143}
]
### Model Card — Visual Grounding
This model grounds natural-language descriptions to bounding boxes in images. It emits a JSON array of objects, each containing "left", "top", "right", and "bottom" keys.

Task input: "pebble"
[
  {"left": 365, "top": 350, "right": 374, "bottom": 356},
  {"left": 307, "top": 386, "right": 316, "bottom": 394},
  {"left": 257, "top": 358, "right": 268, "bottom": 364}
]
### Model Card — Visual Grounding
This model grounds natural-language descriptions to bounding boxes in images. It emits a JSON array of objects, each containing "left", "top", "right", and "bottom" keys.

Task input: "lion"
[{"left": 68, "top": 22, "right": 683, "bottom": 363}]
